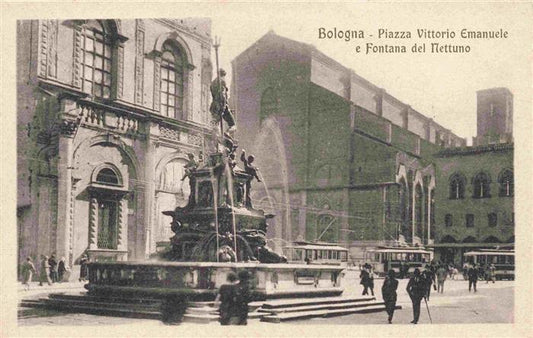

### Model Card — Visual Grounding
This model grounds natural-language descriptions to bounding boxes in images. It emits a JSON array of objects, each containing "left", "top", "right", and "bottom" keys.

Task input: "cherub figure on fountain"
[{"left": 240, "top": 149, "right": 261, "bottom": 208}]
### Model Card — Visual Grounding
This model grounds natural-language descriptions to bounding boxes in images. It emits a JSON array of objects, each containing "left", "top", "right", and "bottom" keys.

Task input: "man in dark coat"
[
  {"left": 58, "top": 257, "right": 67, "bottom": 282},
  {"left": 422, "top": 266, "right": 435, "bottom": 300},
  {"left": 234, "top": 270, "right": 253, "bottom": 325},
  {"left": 48, "top": 254, "right": 58, "bottom": 283},
  {"left": 217, "top": 272, "right": 239, "bottom": 325},
  {"left": 406, "top": 268, "right": 426, "bottom": 324},
  {"left": 79, "top": 254, "right": 89, "bottom": 282},
  {"left": 381, "top": 270, "right": 399, "bottom": 323},
  {"left": 468, "top": 263, "right": 479, "bottom": 292},
  {"left": 359, "top": 268, "right": 370, "bottom": 295}
]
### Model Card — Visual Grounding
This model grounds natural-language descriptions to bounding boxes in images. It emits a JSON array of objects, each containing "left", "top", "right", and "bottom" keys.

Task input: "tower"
[{"left": 474, "top": 88, "right": 513, "bottom": 145}]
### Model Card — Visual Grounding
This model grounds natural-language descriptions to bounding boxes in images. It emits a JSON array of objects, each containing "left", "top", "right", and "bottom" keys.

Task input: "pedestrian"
[
  {"left": 79, "top": 254, "right": 89, "bottom": 282},
  {"left": 436, "top": 265, "right": 447, "bottom": 293},
  {"left": 401, "top": 262, "right": 409, "bottom": 279},
  {"left": 486, "top": 264, "right": 496, "bottom": 284},
  {"left": 368, "top": 267, "right": 375, "bottom": 296},
  {"left": 39, "top": 255, "right": 52, "bottom": 286},
  {"left": 359, "top": 267, "right": 370, "bottom": 295},
  {"left": 21, "top": 257, "right": 36, "bottom": 290},
  {"left": 215, "top": 272, "right": 239, "bottom": 325},
  {"left": 48, "top": 254, "right": 58, "bottom": 283},
  {"left": 406, "top": 268, "right": 426, "bottom": 324},
  {"left": 58, "top": 257, "right": 67, "bottom": 282},
  {"left": 422, "top": 266, "right": 435, "bottom": 300},
  {"left": 468, "top": 263, "right": 479, "bottom": 292},
  {"left": 381, "top": 270, "right": 399, "bottom": 324},
  {"left": 463, "top": 263, "right": 469, "bottom": 280},
  {"left": 234, "top": 270, "right": 253, "bottom": 325},
  {"left": 451, "top": 266, "right": 459, "bottom": 280}
]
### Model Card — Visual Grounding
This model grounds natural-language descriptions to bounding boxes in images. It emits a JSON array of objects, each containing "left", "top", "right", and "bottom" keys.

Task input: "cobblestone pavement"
[
  {"left": 294, "top": 270, "right": 514, "bottom": 325},
  {"left": 17, "top": 270, "right": 513, "bottom": 326}
]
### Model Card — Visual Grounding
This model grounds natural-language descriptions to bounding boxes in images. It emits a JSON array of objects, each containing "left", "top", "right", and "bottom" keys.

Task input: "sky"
[{"left": 206, "top": 3, "right": 531, "bottom": 142}]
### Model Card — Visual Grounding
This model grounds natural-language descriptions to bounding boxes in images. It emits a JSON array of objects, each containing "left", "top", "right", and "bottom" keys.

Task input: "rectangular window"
[
  {"left": 445, "top": 214, "right": 453, "bottom": 227},
  {"left": 488, "top": 213, "right": 497, "bottom": 227},
  {"left": 466, "top": 214, "right": 475, "bottom": 228},
  {"left": 81, "top": 27, "right": 112, "bottom": 99}
]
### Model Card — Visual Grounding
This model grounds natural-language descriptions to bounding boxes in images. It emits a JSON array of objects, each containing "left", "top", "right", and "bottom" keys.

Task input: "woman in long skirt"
[{"left": 21, "top": 257, "right": 36, "bottom": 290}]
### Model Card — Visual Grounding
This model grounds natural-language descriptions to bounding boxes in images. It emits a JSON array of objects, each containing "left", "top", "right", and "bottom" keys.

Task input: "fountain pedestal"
[
  {"left": 86, "top": 261, "right": 344, "bottom": 301},
  {"left": 84, "top": 144, "right": 345, "bottom": 321}
]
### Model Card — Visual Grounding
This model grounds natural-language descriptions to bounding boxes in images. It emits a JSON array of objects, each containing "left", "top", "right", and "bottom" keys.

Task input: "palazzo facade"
[{"left": 17, "top": 19, "right": 215, "bottom": 272}]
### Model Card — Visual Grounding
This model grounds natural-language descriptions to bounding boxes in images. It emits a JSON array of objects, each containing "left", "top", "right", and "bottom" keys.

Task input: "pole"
[
  {"left": 424, "top": 297, "right": 433, "bottom": 324},
  {"left": 211, "top": 169, "right": 220, "bottom": 262},
  {"left": 213, "top": 37, "right": 224, "bottom": 140}
]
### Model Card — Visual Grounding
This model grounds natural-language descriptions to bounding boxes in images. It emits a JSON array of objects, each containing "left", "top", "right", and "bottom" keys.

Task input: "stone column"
[
  {"left": 88, "top": 197, "right": 99, "bottom": 250},
  {"left": 56, "top": 103, "right": 78, "bottom": 265},
  {"left": 411, "top": 180, "right": 416, "bottom": 245},
  {"left": 144, "top": 122, "right": 159, "bottom": 256},
  {"left": 134, "top": 184, "right": 146, "bottom": 259}
]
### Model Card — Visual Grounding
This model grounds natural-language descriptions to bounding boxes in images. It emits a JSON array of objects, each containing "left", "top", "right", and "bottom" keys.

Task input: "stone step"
[
  {"left": 186, "top": 306, "right": 217, "bottom": 315},
  {"left": 20, "top": 300, "right": 161, "bottom": 320},
  {"left": 37, "top": 297, "right": 161, "bottom": 312},
  {"left": 48, "top": 293, "right": 162, "bottom": 306},
  {"left": 17, "top": 306, "right": 61, "bottom": 319},
  {"left": 260, "top": 296, "right": 376, "bottom": 309},
  {"left": 260, "top": 304, "right": 402, "bottom": 323},
  {"left": 259, "top": 300, "right": 386, "bottom": 314},
  {"left": 182, "top": 310, "right": 268, "bottom": 324}
]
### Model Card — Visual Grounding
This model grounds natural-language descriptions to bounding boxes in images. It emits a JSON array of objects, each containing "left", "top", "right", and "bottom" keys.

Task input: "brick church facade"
[{"left": 231, "top": 32, "right": 467, "bottom": 261}]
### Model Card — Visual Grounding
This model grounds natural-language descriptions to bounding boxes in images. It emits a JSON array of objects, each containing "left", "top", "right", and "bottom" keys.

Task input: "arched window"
[
  {"left": 81, "top": 20, "right": 113, "bottom": 98},
  {"left": 498, "top": 169, "right": 513, "bottom": 197},
  {"left": 397, "top": 178, "right": 410, "bottom": 242},
  {"left": 414, "top": 184, "right": 423, "bottom": 238},
  {"left": 160, "top": 41, "right": 186, "bottom": 118},
  {"left": 96, "top": 168, "right": 119, "bottom": 185},
  {"left": 449, "top": 173, "right": 465, "bottom": 199},
  {"left": 472, "top": 172, "right": 491, "bottom": 198}
]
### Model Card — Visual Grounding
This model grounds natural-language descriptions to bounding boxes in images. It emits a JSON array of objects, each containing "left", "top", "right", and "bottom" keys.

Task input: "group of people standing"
[
  {"left": 216, "top": 270, "right": 253, "bottom": 325},
  {"left": 20, "top": 254, "right": 76, "bottom": 290}
]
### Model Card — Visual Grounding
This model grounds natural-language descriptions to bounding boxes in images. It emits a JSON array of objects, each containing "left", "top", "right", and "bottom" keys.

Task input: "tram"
[
  {"left": 463, "top": 249, "right": 515, "bottom": 280},
  {"left": 283, "top": 241, "right": 349, "bottom": 266},
  {"left": 365, "top": 246, "right": 432, "bottom": 278}
]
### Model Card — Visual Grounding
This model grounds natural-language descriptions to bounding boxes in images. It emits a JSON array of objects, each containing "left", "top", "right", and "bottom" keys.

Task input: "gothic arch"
[
  {"left": 462, "top": 236, "right": 477, "bottom": 243},
  {"left": 483, "top": 236, "right": 501, "bottom": 243},
  {"left": 440, "top": 235, "right": 457, "bottom": 243}
]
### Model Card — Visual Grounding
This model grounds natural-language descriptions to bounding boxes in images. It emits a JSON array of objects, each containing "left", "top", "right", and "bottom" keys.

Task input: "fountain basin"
[{"left": 86, "top": 261, "right": 345, "bottom": 301}]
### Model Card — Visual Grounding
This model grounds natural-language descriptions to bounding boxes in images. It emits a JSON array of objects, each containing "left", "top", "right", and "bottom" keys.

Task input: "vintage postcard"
[{"left": 1, "top": 2, "right": 531, "bottom": 337}]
